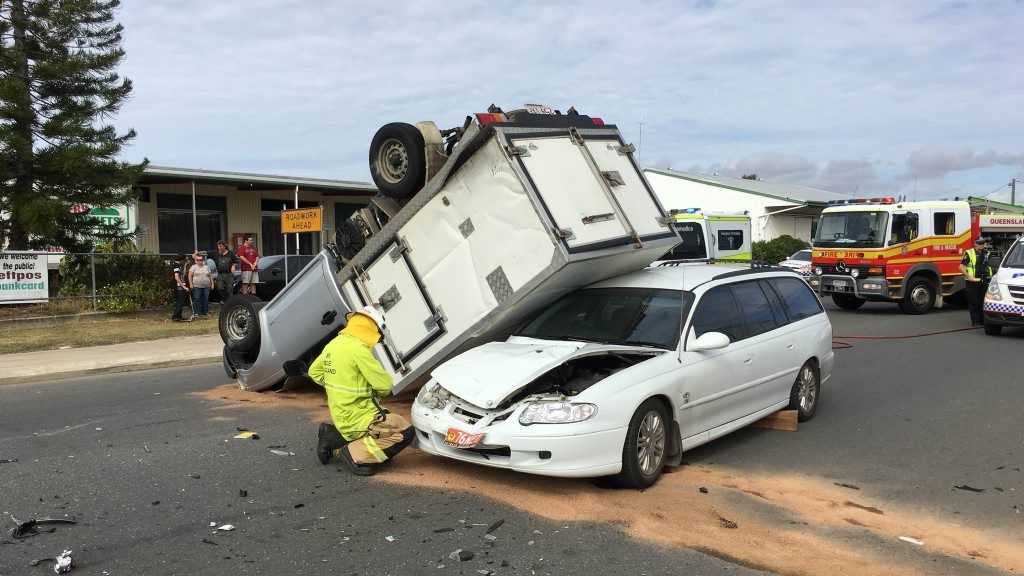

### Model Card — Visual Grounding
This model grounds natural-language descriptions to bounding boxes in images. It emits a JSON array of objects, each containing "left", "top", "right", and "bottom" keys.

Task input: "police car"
[{"left": 983, "top": 237, "right": 1024, "bottom": 336}]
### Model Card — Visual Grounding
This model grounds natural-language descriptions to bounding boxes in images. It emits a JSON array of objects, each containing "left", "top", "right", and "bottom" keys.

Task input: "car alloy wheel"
[
  {"left": 797, "top": 364, "right": 818, "bottom": 414},
  {"left": 636, "top": 410, "right": 666, "bottom": 477}
]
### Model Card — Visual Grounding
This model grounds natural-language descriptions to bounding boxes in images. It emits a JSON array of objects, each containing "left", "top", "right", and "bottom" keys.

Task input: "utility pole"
[{"left": 1012, "top": 178, "right": 1017, "bottom": 206}]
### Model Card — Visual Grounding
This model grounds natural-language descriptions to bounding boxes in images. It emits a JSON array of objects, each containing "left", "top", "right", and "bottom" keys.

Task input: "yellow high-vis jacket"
[{"left": 308, "top": 315, "right": 393, "bottom": 440}]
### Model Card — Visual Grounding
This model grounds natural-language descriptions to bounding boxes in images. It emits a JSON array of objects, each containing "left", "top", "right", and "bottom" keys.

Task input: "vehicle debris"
[
  {"left": 233, "top": 431, "right": 259, "bottom": 440},
  {"left": 485, "top": 519, "right": 505, "bottom": 534},
  {"left": 269, "top": 449, "right": 295, "bottom": 457},
  {"left": 834, "top": 482, "right": 861, "bottom": 490},
  {"left": 238, "top": 489, "right": 248, "bottom": 497},
  {"left": 716, "top": 514, "right": 738, "bottom": 529},
  {"left": 201, "top": 538, "right": 218, "bottom": 546},
  {"left": 898, "top": 536, "right": 924, "bottom": 546},
  {"left": 188, "top": 474, "right": 201, "bottom": 479},
  {"left": 385, "top": 535, "right": 396, "bottom": 542},
  {"left": 32, "top": 550, "right": 75, "bottom": 573},
  {"left": 449, "top": 549, "right": 475, "bottom": 562},
  {"left": 0, "top": 458, "right": 17, "bottom": 464},
  {"left": 217, "top": 524, "right": 235, "bottom": 531},
  {"left": 9, "top": 516, "right": 77, "bottom": 539},
  {"left": 699, "top": 487, "right": 709, "bottom": 494},
  {"left": 953, "top": 484, "right": 986, "bottom": 493},
  {"left": 433, "top": 527, "right": 454, "bottom": 533}
]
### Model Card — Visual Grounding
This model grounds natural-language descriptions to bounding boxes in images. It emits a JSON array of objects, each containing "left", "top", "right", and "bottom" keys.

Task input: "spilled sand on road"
[{"left": 199, "top": 385, "right": 1024, "bottom": 575}]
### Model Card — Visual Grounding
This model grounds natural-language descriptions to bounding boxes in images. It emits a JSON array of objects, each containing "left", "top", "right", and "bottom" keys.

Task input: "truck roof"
[
  {"left": 587, "top": 262, "right": 752, "bottom": 292},
  {"left": 822, "top": 200, "right": 969, "bottom": 213}
]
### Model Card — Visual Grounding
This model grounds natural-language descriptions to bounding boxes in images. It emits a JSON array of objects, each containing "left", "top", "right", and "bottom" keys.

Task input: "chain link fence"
[{"left": 1, "top": 251, "right": 214, "bottom": 320}]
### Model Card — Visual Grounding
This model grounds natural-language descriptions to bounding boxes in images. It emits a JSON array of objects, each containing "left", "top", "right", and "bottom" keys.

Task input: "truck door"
[
  {"left": 582, "top": 138, "right": 667, "bottom": 238},
  {"left": 354, "top": 241, "right": 444, "bottom": 370}
]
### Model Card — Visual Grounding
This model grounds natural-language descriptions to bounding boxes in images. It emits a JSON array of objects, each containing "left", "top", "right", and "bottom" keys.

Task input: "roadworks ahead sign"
[{"left": 281, "top": 207, "right": 322, "bottom": 234}]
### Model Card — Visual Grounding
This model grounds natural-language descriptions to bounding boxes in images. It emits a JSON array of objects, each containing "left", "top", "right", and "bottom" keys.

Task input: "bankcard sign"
[{"left": 0, "top": 253, "right": 49, "bottom": 304}]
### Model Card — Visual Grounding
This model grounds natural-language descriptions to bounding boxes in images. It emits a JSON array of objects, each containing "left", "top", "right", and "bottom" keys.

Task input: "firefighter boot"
[
  {"left": 316, "top": 422, "right": 346, "bottom": 465},
  {"left": 335, "top": 444, "right": 377, "bottom": 476}
]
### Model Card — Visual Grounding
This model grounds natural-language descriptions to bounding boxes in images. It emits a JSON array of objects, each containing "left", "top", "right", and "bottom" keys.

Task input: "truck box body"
[{"left": 230, "top": 116, "right": 677, "bottom": 394}]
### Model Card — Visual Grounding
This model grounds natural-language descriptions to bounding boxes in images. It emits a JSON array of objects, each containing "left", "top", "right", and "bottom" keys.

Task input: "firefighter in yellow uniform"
[{"left": 309, "top": 305, "right": 414, "bottom": 475}]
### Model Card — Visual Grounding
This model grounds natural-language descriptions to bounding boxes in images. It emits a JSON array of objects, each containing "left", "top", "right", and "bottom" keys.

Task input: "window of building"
[
  {"left": 157, "top": 194, "right": 226, "bottom": 255},
  {"left": 934, "top": 212, "right": 955, "bottom": 236},
  {"left": 717, "top": 229, "right": 744, "bottom": 251}
]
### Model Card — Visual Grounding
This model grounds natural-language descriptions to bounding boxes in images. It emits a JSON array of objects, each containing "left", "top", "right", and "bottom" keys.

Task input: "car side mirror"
[{"left": 690, "top": 332, "right": 731, "bottom": 352}]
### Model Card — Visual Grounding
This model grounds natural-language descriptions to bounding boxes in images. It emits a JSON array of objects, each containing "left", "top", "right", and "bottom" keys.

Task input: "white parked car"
[
  {"left": 412, "top": 263, "right": 834, "bottom": 488},
  {"left": 778, "top": 249, "right": 812, "bottom": 276},
  {"left": 984, "top": 237, "right": 1024, "bottom": 335}
]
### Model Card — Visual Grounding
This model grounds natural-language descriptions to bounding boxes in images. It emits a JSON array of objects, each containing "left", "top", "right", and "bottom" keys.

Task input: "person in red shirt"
[{"left": 237, "top": 236, "right": 260, "bottom": 295}]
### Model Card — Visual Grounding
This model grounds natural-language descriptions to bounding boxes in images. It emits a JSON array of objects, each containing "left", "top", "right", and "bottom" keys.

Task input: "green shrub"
[
  {"left": 97, "top": 278, "right": 171, "bottom": 313},
  {"left": 58, "top": 241, "right": 176, "bottom": 311},
  {"left": 752, "top": 235, "right": 810, "bottom": 265}
]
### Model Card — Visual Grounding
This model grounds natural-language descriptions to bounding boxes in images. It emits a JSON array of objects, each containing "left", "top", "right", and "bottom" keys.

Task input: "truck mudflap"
[{"left": 234, "top": 247, "right": 352, "bottom": 391}]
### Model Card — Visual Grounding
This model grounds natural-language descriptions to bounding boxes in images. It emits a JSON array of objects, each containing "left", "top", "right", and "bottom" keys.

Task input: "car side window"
[
  {"left": 690, "top": 286, "right": 746, "bottom": 342},
  {"left": 730, "top": 281, "right": 778, "bottom": 337},
  {"left": 758, "top": 279, "right": 790, "bottom": 327},
  {"left": 769, "top": 277, "right": 823, "bottom": 322}
]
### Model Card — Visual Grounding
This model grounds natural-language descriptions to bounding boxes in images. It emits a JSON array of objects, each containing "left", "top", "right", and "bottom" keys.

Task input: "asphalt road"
[{"left": 1, "top": 301, "right": 1021, "bottom": 575}]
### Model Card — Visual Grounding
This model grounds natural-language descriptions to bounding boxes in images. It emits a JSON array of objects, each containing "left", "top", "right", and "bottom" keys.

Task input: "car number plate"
[{"left": 444, "top": 428, "right": 484, "bottom": 449}]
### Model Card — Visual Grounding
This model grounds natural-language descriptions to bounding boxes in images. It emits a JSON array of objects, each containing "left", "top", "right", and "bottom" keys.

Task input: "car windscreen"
[
  {"left": 814, "top": 211, "right": 888, "bottom": 248},
  {"left": 792, "top": 250, "right": 811, "bottom": 262},
  {"left": 1003, "top": 241, "right": 1024, "bottom": 269},
  {"left": 517, "top": 287, "right": 691, "bottom": 350}
]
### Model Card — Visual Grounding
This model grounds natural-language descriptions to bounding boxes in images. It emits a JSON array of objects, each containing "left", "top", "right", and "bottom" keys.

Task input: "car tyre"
[
  {"left": 369, "top": 122, "right": 426, "bottom": 200},
  {"left": 983, "top": 322, "right": 1002, "bottom": 336},
  {"left": 788, "top": 361, "right": 820, "bottom": 422},
  {"left": 614, "top": 398, "right": 670, "bottom": 489},
  {"left": 898, "top": 276, "right": 935, "bottom": 315},
  {"left": 220, "top": 294, "right": 263, "bottom": 354},
  {"left": 831, "top": 293, "right": 866, "bottom": 310}
]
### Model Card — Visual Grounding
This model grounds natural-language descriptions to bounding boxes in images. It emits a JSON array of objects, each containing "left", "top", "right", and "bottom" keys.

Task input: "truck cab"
[
  {"left": 809, "top": 198, "right": 973, "bottom": 314},
  {"left": 655, "top": 209, "right": 751, "bottom": 265}
]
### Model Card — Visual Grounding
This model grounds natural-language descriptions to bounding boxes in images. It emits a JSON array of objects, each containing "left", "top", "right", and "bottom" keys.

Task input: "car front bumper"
[
  {"left": 984, "top": 300, "right": 1024, "bottom": 326},
  {"left": 411, "top": 400, "right": 625, "bottom": 478},
  {"left": 809, "top": 275, "right": 887, "bottom": 298}
]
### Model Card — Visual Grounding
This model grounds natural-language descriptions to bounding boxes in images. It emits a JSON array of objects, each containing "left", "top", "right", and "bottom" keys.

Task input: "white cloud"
[
  {"left": 112, "top": 0, "right": 1024, "bottom": 202},
  {"left": 905, "top": 148, "right": 1024, "bottom": 180}
]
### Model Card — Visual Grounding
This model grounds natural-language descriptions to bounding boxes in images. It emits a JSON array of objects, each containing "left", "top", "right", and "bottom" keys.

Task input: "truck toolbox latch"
[
  {"left": 611, "top": 143, "right": 636, "bottom": 156},
  {"left": 423, "top": 306, "right": 446, "bottom": 330},
  {"left": 506, "top": 145, "right": 531, "bottom": 157},
  {"left": 582, "top": 212, "right": 616, "bottom": 225},
  {"left": 556, "top": 227, "right": 576, "bottom": 241},
  {"left": 601, "top": 171, "right": 626, "bottom": 187},
  {"left": 379, "top": 285, "right": 402, "bottom": 312}
]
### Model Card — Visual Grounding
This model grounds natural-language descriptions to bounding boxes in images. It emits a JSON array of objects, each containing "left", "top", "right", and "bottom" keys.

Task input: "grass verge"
[{"left": 2, "top": 309, "right": 219, "bottom": 354}]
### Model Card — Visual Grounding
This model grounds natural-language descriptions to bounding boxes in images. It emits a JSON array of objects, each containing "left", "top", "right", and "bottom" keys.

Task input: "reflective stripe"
[{"left": 362, "top": 436, "right": 387, "bottom": 463}]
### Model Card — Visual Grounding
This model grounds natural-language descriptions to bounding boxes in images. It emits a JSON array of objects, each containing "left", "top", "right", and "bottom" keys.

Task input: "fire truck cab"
[{"left": 809, "top": 198, "right": 973, "bottom": 314}]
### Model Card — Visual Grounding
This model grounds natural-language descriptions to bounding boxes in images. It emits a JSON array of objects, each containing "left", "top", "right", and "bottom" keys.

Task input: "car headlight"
[
  {"left": 986, "top": 278, "right": 1002, "bottom": 301},
  {"left": 518, "top": 401, "right": 597, "bottom": 425},
  {"left": 850, "top": 268, "right": 860, "bottom": 279},
  {"left": 416, "top": 382, "right": 451, "bottom": 410},
  {"left": 814, "top": 266, "right": 823, "bottom": 276}
]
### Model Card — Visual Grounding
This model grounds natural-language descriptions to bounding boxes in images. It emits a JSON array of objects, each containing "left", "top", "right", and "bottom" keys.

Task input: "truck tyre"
[
  {"left": 614, "top": 398, "right": 669, "bottom": 489},
  {"left": 831, "top": 293, "right": 866, "bottom": 310},
  {"left": 898, "top": 276, "right": 935, "bottom": 315},
  {"left": 220, "top": 295, "right": 263, "bottom": 354},
  {"left": 787, "top": 360, "right": 820, "bottom": 422},
  {"left": 335, "top": 218, "right": 366, "bottom": 260},
  {"left": 369, "top": 123, "right": 425, "bottom": 200},
  {"left": 983, "top": 322, "right": 1002, "bottom": 336}
]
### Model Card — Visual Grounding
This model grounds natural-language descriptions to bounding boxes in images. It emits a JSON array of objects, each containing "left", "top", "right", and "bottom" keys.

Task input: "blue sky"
[{"left": 115, "top": 0, "right": 1024, "bottom": 203}]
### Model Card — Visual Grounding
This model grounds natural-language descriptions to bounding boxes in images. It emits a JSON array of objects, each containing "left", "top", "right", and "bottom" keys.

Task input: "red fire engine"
[{"left": 809, "top": 198, "right": 976, "bottom": 314}]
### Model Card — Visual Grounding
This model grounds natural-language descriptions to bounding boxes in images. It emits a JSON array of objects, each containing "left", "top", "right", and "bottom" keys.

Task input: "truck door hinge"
[
  {"left": 423, "top": 306, "right": 446, "bottom": 331},
  {"left": 388, "top": 238, "right": 410, "bottom": 262},
  {"left": 611, "top": 143, "right": 636, "bottom": 156},
  {"left": 602, "top": 170, "right": 626, "bottom": 187},
  {"left": 568, "top": 126, "right": 585, "bottom": 146},
  {"left": 506, "top": 144, "right": 531, "bottom": 157},
  {"left": 556, "top": 227, "right": 576, "bottom": 241},
  {"left": 656, "top": 215, "right": 673, "bottom": 227}
]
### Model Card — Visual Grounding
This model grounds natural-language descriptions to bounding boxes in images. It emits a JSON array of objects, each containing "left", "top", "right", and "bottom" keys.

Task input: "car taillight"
[
  {"left": 475, "top": 112, "right": 507, "bottom": 125},
  {"left": 591, "top": 117, "right": 605, "bottom": 126}
]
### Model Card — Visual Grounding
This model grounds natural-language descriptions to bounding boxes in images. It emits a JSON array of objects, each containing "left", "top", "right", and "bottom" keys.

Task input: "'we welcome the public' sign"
[{"left": 0, "top": 253, "right": 49, "bottom": 304}]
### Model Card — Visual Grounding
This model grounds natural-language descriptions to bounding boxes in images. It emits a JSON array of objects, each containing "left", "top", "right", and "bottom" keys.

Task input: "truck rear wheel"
[
  {"left": 898, "top": 276, "right": 935, "bottom": 315},
  {"left": 369, "top": 123, "right": 426, "bottom": 200},
  {"left": 220, "top": 295, "right": 264, "bottom": 353},
  {"left": 335, "top": 218, "right": 366, "bottom": 260},
  {"left": 831, "top": 293, "right": 866, "bottom": 310}
]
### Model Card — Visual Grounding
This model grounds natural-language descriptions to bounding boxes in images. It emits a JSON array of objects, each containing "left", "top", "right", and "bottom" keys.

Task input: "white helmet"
[{"left": 347, "top": 304, "right": 385, "bottom": 330}]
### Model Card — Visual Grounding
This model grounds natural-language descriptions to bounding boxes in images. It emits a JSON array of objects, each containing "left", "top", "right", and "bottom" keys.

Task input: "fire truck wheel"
[
  {"left": 787, "top": 360, "right": 820, "bottom": 422},
  {"left": 898, "top": 276, "right": 936, "bottom": 315},
  {"left": 369, "top": 122, "right": 426, "bottom": 200},
  {"left": 831, "top": 294, "right": 866, "bottom": 310}
]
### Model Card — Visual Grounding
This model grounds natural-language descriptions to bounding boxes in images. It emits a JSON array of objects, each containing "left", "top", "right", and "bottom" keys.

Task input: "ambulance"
[{"left": 654, "top": 209, "right": 752, "bottom": 264}]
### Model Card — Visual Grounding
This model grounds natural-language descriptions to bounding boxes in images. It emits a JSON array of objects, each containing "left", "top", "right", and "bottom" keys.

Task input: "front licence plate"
[{"left": 444, "top": 428, "right": 484, "bottom": 449}]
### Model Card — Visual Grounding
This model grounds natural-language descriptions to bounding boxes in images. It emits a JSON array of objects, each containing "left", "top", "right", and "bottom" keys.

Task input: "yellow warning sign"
[{"left": 281, "top": 207, "right": 322, "bottom": 233}]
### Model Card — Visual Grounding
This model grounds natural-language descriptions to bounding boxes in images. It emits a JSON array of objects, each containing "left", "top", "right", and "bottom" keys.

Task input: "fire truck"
[{"left": 808, "top": 198, "right": 976, "bottom": 314}]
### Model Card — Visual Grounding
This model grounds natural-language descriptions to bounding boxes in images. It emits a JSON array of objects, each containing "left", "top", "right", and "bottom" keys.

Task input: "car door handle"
[
  {"left": 743, "top": 357, "right": 753, "bottom": 364},
  {"left": 786, "top": 344, "right": 795, "bottom": 350}
]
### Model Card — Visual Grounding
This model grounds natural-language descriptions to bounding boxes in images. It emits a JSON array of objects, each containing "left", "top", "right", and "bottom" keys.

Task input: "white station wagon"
[{"left": 412, "top": 263, "right": 834, "bottom": 488}]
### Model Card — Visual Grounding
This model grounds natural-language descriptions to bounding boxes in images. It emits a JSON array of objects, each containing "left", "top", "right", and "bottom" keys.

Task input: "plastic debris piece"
[
  {"left": 233, "top": 431, "right": 259, "bottom": 440},
  {"left": 485, "top": 519, "right": 505, "bottom": 534},
  {"left": 217, "top": 524, "right": 235, "bottom": 531},
  {"left": 385, "top": 535, "right": 396, "bottom": 542},
  {"left": 953, "top": 484, "right": 985, "bottom": 493},
  {"left": 834, "top": 482, "right": 861, "bottom": 490},
  {"left": 54, "top": 549, "right": 73, "bottom": 574},
  {"left": 9, "top": 516, "right": 77, "bottom": 539},
  {"left": 717, "top": 514, "right": 738, "bottom": 529},
  {"left": 433, "top": 527, "right": 454, "bottom": 533},
  {"left": 0, "top": 458, "right": 18, "bottom": 464},
  {"left": 699, "top": 487, "right": 709, "bottom": 494},
  {"left": 201, "top": 538, "right": 218, "bottom": 546},
  {"left": 483, "top": 534, "right": 497, "bottom": 542},
  {"left": 239, "top": 489, "right": 248, "bottom": 498},
  {"left": 449, "top": 549, "right": 474, "bottom": 561},
  {"left": 477, "top": 570, "right": 494, "bottom": 575},
  {"left": 188, "top": 474, "right": 201, "bottom": 479},
  {"left": 269, "top": 449, "right": 295, "bottom": 457},
  {"left": 899, "top": 536, "right": 924, "bottom": 546}
]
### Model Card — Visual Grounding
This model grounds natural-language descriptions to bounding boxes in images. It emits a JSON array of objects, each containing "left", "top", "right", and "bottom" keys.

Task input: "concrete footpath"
[{"left": 0, "top": 334, "right": 222, "bottom": 385}]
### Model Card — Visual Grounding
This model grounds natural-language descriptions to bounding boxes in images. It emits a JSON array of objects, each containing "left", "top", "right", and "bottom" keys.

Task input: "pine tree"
[{"left": 0, "top": 0, "right": 145, "bottom": 251}]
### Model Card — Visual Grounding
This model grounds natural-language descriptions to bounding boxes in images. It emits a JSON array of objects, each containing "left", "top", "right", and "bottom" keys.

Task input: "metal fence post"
[{"left": 90, "top": 252, "right": 97, "bottom": 311}]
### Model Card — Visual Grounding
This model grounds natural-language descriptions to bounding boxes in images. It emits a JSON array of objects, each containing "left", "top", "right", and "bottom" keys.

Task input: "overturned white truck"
[{"left": 220, "top": 105, "right": 678, "bottom": 394}]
